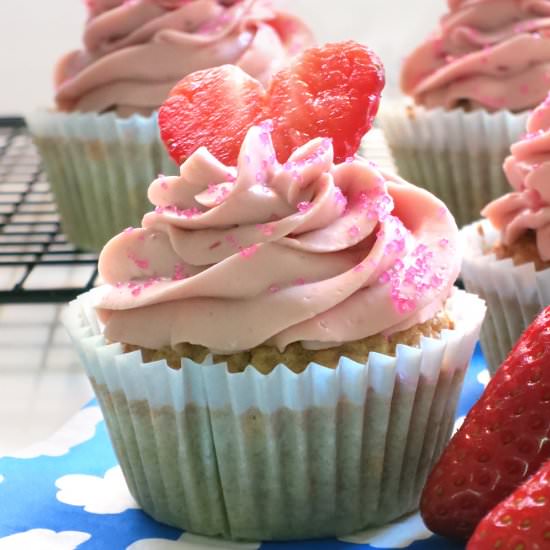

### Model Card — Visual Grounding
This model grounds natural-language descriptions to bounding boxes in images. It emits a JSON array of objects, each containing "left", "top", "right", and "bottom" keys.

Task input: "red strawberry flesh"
[
  {"left": 420, "top": 305, "right": 550, "bottom": 540},
  {"left": 467, "top": 459, "right": 550, "bottom": 550},
  {"left": 159, "top": 65, "right": 265, "bottom": 167},
  {"left": 159, "top": 41, "right": 385, "bottom": 166},
  {"left": 269, "top": 41, "right": 385, "bottom": 163}
]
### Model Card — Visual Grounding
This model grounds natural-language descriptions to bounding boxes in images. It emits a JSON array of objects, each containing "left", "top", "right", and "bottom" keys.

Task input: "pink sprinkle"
[
  {"left": 438, "top": 206, "right": 447, "bottom": 218},
  {"left": 379, "top": 271, "right": 390, "bottom": 284},
  {"left": 294, "top": 277, "right": 306, "bottom": 285},
  {"left": 414, "top": 243, "right": 428, "bottom": 256},
  {"left": 115, "top": 282, "right": 123, "bottom": 288},
  {"left": 348, "top": 225, "right": 360, "bottom": 238},
  {"left": 322, "top": 138, "right": 332, "bottom": 150},
  {"left": 143, "top": 277, "right": 156, "bottom": 289},
  {"left": 124, "top": 227, "right": 134, "bottom": 233},
  {"left": 159, "top": 174, "right": 168, "bottom": 189},
  {"left": 439, "top": 238, "right": 449, "bottom": 248},
  {"left": 155, "top": 206, "right": 165, "bottom": 214},
  {"left": 334, "top": 189, "right": 348, "bottom": 209},
  {"left": 345, "top": 156, "right": 354, "bottom": 164},
  {"left": 207, "top": 184, "right": 217, "bottom": 194},
  {"left": 397, "top": 298, "right": 415, "bottom": 313},
  {"left": 297, "top": 201, "right": 312, "bottom": 213},
  {"left": 256, "top": 171, "right": 265, "bottom": 183},
  {"left": 180, "top": 207, "right": 201, "bottom": 218},
  {"left": 257, "top": 223, "right": 275, "bottom": 236},
  {"left": 260, "top": 120, "right": 274, "bottom": 132},
  {"left": 353, "top": 263, "right": 365, "bottom": 273},
  {"left": 393, "top": 259, "right": 405, "bottom": 271},
  {"left": 172, "top": 264, "right": 187, "bottom": 281},
  {"left": 284, "top": 161, "right": 293, "bottom": 171},
  {"left": 226, "top": 172, "right": 237, "bottom": 182},
  {"left": 239, "top": 244, "right": 258, "bottom": 259},
  {"left": 131, "top": 287, "right": 142, "bottom": 297},
  {"left": 430, "top": 274, "right": 443, "bottom": 288},
  {"left": 128, "top": 253, "right": 149, "bottom": 270},
  {"left": 269, "top": 284, "right": 280, "bottom": 293}
]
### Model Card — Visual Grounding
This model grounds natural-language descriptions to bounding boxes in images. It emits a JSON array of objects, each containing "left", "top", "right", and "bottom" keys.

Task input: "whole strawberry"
[
  {"left": 468, "top": 459, "right": 550, "bottom": 550},
  {"left": 420, "top": 305, "right": 550, "bottom": 540}
]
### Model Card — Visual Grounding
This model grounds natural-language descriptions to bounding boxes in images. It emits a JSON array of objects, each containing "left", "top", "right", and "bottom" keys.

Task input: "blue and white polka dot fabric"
[{"left": 0, "top": 348, "right": 488, "bottom": 550}]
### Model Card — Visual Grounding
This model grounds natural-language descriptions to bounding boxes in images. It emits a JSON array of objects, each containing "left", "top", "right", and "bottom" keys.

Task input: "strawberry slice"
[
  {"left": 269, "top": 41, "right": 385, "bottom": 163},
  {"left": 467, "top": 459, "right": 550, "bottom": 550},
  {"left": 420, "top": 305, "right": 550, "bottom": 540},
  {"left": 159, "top": 65, "right": 266, "bottom": 166},
  {"left": 159, "top": 41, "right": 385, "bottom": 166}
]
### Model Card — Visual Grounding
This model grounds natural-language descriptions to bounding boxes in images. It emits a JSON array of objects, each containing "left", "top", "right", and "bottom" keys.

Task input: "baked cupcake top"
[
  {"left": 401, "top": 0, "right": 550, "bottom": 111},
  {"left": 55, "top": 0, "right": 313, "bottom": 115},
  {"left": 482, "top": 93, "right": 550, "bottom": 264}
]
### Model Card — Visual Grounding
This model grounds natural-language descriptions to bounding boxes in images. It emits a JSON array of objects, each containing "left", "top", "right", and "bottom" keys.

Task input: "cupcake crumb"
[
  {"left": 491, "top": 230, "right": 550, "bottom": 271},
  {"left": 123, "top": 310, "right": 454, "bottom": 374}
]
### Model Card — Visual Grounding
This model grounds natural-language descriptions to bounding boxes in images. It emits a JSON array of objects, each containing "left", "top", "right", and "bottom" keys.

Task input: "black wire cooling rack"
[{"left": 0, "top": 117, "right": 98, "bottom": 303}]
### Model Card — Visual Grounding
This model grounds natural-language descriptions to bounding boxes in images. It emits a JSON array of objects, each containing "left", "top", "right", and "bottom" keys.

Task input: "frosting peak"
[
  {"left": 402, "top": 0, "right": 550, "bottom": 111},
  {"left": 482, "top": 94, "right": 550, "bottom": 260},
  {"left": 95, "top": 125, "right": 461, "bottom": 354},
  {"left": 56, "top": 0, "right": 313, "bottom": 114}
]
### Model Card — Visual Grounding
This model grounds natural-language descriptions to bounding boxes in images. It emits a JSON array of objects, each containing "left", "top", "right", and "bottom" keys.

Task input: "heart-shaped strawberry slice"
[{"left": 159, "top": 41, "right": 385, "bottom": 166}]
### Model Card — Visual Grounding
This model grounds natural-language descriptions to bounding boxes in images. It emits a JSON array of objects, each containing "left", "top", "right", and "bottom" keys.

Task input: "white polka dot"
[
  {"left": 0, "top": 529, "right": 90, "bottom": 550},
  {"left": 477, "top": 369, "right": 491, "bottom": 388},
  {"left": 2, "top": 407, "right": 102, "bottom": 459},
  {"left": 56, "top": 466, "right": 138, "bottom": 514},
  {"left": 338, "top": 512, "right": 432, "bottom": 547},
  {"left": 127, "top": 533, "right": 260, "bottom": 550}
]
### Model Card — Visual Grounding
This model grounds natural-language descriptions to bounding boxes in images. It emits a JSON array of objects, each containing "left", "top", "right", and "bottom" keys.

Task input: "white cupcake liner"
[
  {"left": 26, "top": 109, "right": 178, "bottom": 252},
  {"left": 378, "top": 104, "right": 529, "bottom": 227},
  {"left": 63, "top": 289, "right": 485, "bottom": 541},
  {"left": 461, "top": 220, "right": 550, "bottom": 375}
]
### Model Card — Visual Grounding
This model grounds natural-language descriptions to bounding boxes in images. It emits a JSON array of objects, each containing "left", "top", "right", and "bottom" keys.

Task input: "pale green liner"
[
  {"left": 64, "top": 289, "right": 485, "bottom": 541},
  {"left": 378, "top": 103, "right": 529, "bottom": 228},
  {"left": 461, "top": 220, "right": 550, "bottom": 376},
  {"left": 26, "top": 109, "right": 178, "bottom": 252}
]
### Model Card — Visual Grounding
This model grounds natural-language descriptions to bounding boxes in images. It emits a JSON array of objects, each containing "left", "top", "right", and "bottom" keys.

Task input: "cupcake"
[
  {"left": 64, "top": 42, "right": 485, "bottom": 540},
  {"left": 379, "top": 0, "right": 550, "bottom": 227},
  {"left": 27, "top": 0, "right": 313, "bottom": 252},
  {"left": 462, "top": 93, "right": 550, "bottom": 376}
]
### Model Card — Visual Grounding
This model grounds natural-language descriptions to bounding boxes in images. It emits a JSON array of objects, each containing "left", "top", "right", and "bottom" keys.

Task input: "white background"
[{"left": 0, "top": 0, "right": 444, "bottom": 114}]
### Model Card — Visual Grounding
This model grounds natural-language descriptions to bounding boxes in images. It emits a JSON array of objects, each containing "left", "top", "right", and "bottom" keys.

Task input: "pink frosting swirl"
[
  {"left": 55, "top": 0, "right": 313, "bottom": 114},
  {"left": 482, "top": 94, "right": 550, "bottom": 260},
  {"left": 402, "top": 0, "right": 550, "bottom": 111},
  {"left": 94, "top": 124, "right": 461, "bottom": 353}
]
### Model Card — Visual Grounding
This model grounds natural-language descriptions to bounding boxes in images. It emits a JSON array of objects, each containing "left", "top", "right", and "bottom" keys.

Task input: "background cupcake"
[
  {"left": 379, "top": 0, "right": 550, "bottom": 227},
  {"left": 27, "top": 0, "right": 313, "bottom": 252},
  {"left": 461, "top": 93, "right": 550, "bottom": 375},
  {"left": 66, "top": 123, "right": 485, "bottom": 540}
]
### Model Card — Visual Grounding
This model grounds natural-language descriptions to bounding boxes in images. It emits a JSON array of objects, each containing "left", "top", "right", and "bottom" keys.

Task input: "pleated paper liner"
[
  {"left": 64, "top": 288, "right": 485, "bottom": 541},
  {"left": 461, "top": 220, "right": 550, "bottom": 375},
  {"left": 26, "top": 109, "right": 178, "bottom": 252},
  {"left": 379, "top": 104, "right": 529, "bottom": 228}
]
